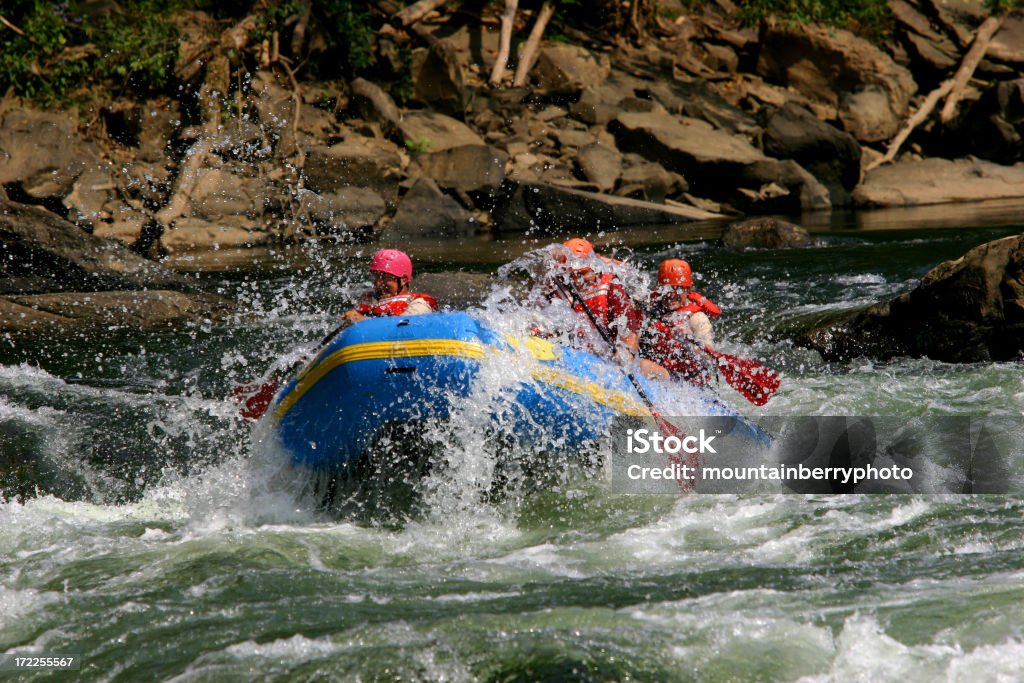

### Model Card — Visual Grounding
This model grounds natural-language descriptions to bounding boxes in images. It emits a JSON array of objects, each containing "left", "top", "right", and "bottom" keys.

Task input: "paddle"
[
  {"left": 553, "top": 276, "right": 697, "bottom": 492},
  {"left": 231, "top": 319, "right": 352, "bottom": 421},
  {"left": 678, "top": 337, "right": 781, "bottom": 407}
]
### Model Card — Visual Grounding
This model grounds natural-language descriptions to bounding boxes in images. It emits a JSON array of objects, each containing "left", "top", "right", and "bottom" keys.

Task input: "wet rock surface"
[{"left": 798, "top": 235, "right": 1024, "bottom": 362}]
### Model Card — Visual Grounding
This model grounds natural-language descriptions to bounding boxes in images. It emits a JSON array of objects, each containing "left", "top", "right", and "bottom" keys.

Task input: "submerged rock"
[
  {"left": 721, "top": 218, "right": 814, "bottom": 249},
  {"left": 798, "top": 234, "right": 1024, "bottom": 362},
  {"left": 0, "top": 290, "right": 236, "bottom": 334}
]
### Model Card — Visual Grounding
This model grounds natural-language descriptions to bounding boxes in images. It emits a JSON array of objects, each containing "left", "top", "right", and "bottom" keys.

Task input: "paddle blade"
[
  {"left": 711, "top": 350, "right": 780, "bottom": 407},
  {"left": 651, "top": 413, "right": 698, "bottom": 493},
  {"left": 230, "top": 376, "right": 281, "bottom": 421}
]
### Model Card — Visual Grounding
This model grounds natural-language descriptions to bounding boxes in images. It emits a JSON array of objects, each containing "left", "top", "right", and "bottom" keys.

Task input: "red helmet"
[
  {"left": 658, "top": 258, "right": 692, "bottom": 288},
  {"left": 370, "top": 248, "right": 412, "bottom": 279}
]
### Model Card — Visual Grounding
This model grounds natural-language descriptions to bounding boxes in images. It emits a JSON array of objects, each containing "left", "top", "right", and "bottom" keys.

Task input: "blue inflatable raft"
[{"left": 268, "top": 312, "right": 764, "bottom": 474}]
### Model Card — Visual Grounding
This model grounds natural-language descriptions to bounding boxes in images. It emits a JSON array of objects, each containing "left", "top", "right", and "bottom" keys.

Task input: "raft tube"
[{"left": 269, "top": 312, "right": 767, "bottom": 472}]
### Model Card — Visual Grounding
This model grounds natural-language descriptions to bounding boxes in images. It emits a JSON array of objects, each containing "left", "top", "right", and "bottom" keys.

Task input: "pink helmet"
[{"left": 369, "top": 248, "right": 413, "bottom": 279}]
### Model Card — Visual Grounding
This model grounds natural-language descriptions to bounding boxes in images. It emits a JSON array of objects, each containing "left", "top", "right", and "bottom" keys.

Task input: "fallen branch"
[
  {"left": 866, "top": 79, "right": 954, "bottom": 171},
  {"left": 0, "top": 14, "right": 28, "bottom": 38},
  {"left": 395, "top": 0, "right": 449, "bottom": 26},
  {"left": 940, "top": 15, "right": 1002, "bottom": 124},
  {"left": 490, "top": 0, "right": 518, "bottom": 85},
  {"left": 512, "top": 2, "right": 555, "bottom": 87}
]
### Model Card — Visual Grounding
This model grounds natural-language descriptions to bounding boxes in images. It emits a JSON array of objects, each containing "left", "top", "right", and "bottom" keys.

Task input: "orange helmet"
[
  {"left": 563, "top": 238, "right": 594, "bottom": 258},
  {"left": 658, "top": 258, "right": 692, "bottom": 288}
]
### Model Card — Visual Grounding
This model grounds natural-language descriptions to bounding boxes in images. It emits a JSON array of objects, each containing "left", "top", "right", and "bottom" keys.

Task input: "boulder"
[
  {"left": 949, "top": 78, "right": 1024, "bottom": 164},
  {"left": 575, "top": 143, "right": 623, "bottom": 192},
  {"left": 189, "top": 168, "right": 264, "bottom": 221},
  {"left": 617, "top": 160, "right": 687, "bottom": 201},
  {"left": 756, "top": 21, "right": 917, "bottom": 143},
  {"left": 384, "top": 178, "right": 476, "bottom": 239},
  {"left": 890, "top": 0, "right": 959, "bottom": 74},
  {"left": 988, "top": 14, "right": 1024, "bottom": 67},
  {"left": 798, "top": 234, "right": 1024, "bottom": 362},
  {"left": 0, "top": 111, "right": 98, "bottom": 199},
  {"left": 303, "top": 137, "right": 404, "bottom": 197},
  {"left": 721, "top": 217, "right": 815, "bottom": 249},
  {"left": 927, "top": 0, "right": 987, "bottom": 48},
  {"left": 531, "top": 44, "right": 611, "bottom": 94},
  {"left": 161, "top": 219, "right": 269, "bottom": 252},
  {"left": 761, "top": 102, "right": 862, "bottom": 205},
  {"left": 0, "top": 197, "right": 189, "bottom": 295},
  {"left": 611, "top": 111, "right": 830, "bottom": 212},
  {"left": 296, "top": 187, "right": 387, "bottom": 236},
  {"left": 853, "top": 158, "right": 1024, "bottom": 207},
  {"left": 350, "top": 77, "right": 402, "bottom": 132},
  {"left": 0, "top": 290, "right": 236, "bottom": 335},
  {"left": 415, "top": 144, "right": 507, "bottom": 193},
  {"left": 410, "top": 45, "right": 469, "bottom": 116},
  {"left": 491, "top": 180, "right": 721, "bottom": 234},
  {"left": 397, "top": 111, "right": 505, "bottom": 192}
]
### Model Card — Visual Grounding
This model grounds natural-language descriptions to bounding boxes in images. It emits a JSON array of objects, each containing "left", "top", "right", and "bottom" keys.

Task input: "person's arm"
[
  {"left": 688, "top": 311, "right": 714, "bottom": 349},
  {"left": 403, "top": 297, "right": 434, "bottom": 316}
]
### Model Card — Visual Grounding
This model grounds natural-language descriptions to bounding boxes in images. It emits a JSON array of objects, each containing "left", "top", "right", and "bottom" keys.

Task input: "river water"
[{"left": 2, "top": 205, "right": 1023, "bottom": 681}]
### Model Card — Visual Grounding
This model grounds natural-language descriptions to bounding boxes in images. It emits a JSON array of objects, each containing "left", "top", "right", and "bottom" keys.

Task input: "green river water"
[{"left": 2, "top": 204, "right": 1023, "bottom": 681}]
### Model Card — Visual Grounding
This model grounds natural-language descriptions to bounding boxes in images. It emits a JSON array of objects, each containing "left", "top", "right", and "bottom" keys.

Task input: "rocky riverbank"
[{"left": 1, "top": 0, "right": 1023, "bottom": 359}]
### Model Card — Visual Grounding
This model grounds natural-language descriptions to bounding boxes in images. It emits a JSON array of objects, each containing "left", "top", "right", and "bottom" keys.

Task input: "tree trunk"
[
  {"left": 867, "top": 79, "right": 954, "bottom": 171},
  {"left": 490, "top": 0, "right": 518, "bottom": 85},
  {"left": 512, "top": 2, "right": 555, "bottom": 88},
  {"left": 940, "top": 15, "right": 1003, "bottom": 123}
]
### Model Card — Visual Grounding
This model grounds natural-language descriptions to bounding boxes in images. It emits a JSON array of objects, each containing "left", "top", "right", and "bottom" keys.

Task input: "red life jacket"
[
  {"left": 640, "top": 320, "right": 713, "bottom": 386},
  {"left": 356, "top": 292, "right": 437, "bottom": 317},
  {"left": 648, "top": 290, "right": 721, "bottom": 319},
  {"left": 572, "top": 273, "right": 615, "bottom": 321}
]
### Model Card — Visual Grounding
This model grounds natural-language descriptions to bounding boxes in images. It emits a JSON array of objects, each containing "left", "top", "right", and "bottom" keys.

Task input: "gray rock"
[
  {"left": 410, "top": 44, "right": 468, "bottom": 116},
  {"left": 415, "top": 144, "right": 507, "bottom": 193},
  {"left": 0, "top": 110, "right": 98, "bottom": 199},
  {"left": 951, "top": 78, "right": 1024, "bottom": 164},
  {"left": 531, "top": 45, "right": 611, "bottom": 93},
  {"left": 0, "top": 290, "right": 236, "bottom": 334},
  {"left": 798, "top": 234, "right": 1024, "bottom": 362},
  {"left": 989, "top": 15, "right": 1024, "bottom": 67},
  {"left": 297, "top": 187, "right": 387, "bottom": 235},
  {"left": 853, "top": 158, "right": 1024, "bottom": 207},
  {"left": 611, "top": 111, "right": 830, "bottom": 212},
  {"left": 761, "top": 102, "right": 862, "bottom": 205},
  {"left": 756, "top": 21, "right": 916, "bottom": 143},
  {"left": 721, "top": 217, "right": 814, "bottom": 249},
  {"left": 618, "top": 161, "right": 687, "bottom": 201},
  {"left": 0, "top": 197, "right": 189, "bottom": 295},
  {"left": 303, "top": 138, "right": 403, "bottom": 197},
  {"left": 397, "top": 110, "right": 484, "bottom": 151},
  {"left": 385, "top": 178, "right": 476, "bottom": 238},
  {"left": 350, "top": 77, "right": 402, "bottom": 132},
  {"left": 190, "top": 168, "right": 263, "bottom": 220},
  {"left": 491, "top": 180, "right": 721, "bottom": 234},
  {"left": 576, "top": 143, "right": 622, "bottom": 192}
]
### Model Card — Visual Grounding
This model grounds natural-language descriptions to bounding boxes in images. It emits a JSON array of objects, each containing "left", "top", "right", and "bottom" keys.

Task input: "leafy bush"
[
  {"left": 0, "top": 0, "right": 180, "bottom": 105},
  {"left": 737, "top": 0, "right": 894, "bottom": 35}
]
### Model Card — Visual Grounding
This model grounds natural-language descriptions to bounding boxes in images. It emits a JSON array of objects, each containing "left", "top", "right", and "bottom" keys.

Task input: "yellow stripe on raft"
[
  {"left": 273, "top": 339, "right": 484, "bottom": 419},
  {"left": 272, "top": 337, "right": 649, "bottom": 421}
]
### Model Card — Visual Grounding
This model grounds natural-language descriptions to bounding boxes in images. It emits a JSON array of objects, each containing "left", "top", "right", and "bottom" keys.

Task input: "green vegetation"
[
  {"left": 0, "top": 0, "right": 377, "bottom": 106},
  {"left": 737, "top": 0, "right": 894, "bottom": 36},
  {"left": 0, "top": 0, "right": 181, "bottom": 105},
  {"left": 404, "top": 137, "right": 432, "bottom": 156}
]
